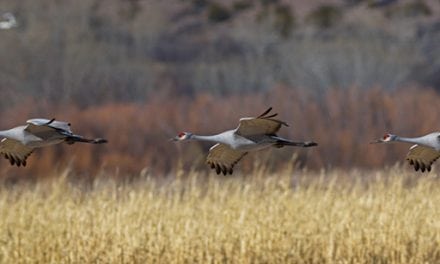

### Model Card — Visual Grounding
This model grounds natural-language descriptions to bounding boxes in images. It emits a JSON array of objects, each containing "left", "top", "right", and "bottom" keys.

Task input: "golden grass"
[{"left": 0, "top": 168, "right": 439, "bottom": 263}]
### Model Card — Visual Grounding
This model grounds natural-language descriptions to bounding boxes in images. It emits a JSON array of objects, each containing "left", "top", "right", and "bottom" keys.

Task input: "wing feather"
[
  {"left": 235, "top": 107, "right": 288, "bottom": 137},
  {"left": 206, "top": 144, "right": 247, "bottom": 175},
  {"left": 25, "top": 118, "right": 73, "bottom": 140},
  {"left": 406, "top": 145, "right": 440, "bottom": 172},
  {"left": 26, "top": 118, "right": 72, "bottom": 134},
  {"left": 0, "top": 138, "right": 34, "bottom": 167}
]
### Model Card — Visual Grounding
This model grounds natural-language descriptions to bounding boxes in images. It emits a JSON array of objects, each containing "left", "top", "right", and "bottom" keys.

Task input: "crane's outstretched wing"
[
  {"left": 26, "top": 118, "right": 72, "bottom": 133},
  {"left": 0, "top": 138, "right": 34, "bottom": 167},
  {"left": 25, "top": 118, "right": 73, "bottom": 139},
  {"left": 235, "top": 107, "right": 288, "bottom": 137},
  {"left": 406, "top": 145, "right": 440, "bottom": 172},
  {"left": 206, "top": 144, "right": 247, "bottom": 175}
]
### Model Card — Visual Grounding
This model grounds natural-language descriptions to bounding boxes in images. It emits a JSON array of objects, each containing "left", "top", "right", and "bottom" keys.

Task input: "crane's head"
[
  {"left": 370, "top": 133, "right": 396, "bottom": 144},
  {"left": 171, "top": 132, "right": 193, "bottom": 141}
]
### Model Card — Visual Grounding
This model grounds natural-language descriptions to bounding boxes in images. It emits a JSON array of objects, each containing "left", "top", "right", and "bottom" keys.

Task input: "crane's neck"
[
  {"left": 188, "top": 131, "right": 234, "bottom": 146},
  {"left": 0, "top": 126, "right": 28, "bottom": 142},
  {"left": 0, "top": 129, "right": 14, "bottom": 139},
  {"left": 191, "top": 134, "right": 226, "bottom": 144},
  {"left": 394, "top": 135, "right": 438, "bottom": 150}
]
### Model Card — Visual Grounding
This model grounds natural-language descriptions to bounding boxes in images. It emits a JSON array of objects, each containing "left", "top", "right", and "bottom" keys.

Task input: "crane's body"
[
  {"left": 372, "top": 132, "right": 440, "bottom": 172},
  {"left": 0, "top": 126, "right": 64, "bottom": 148},
  {"left": 187, "top": 131, "right": 313, "bottom": 152},
  {"left": 0, "top": 118, "right": 107, "bottom": 167},
  {"left": 173, "top": 107, "right": 318, "bottom": 175},
  {"left": 186, "top": 131, "right": 280, "bottom": 151}
]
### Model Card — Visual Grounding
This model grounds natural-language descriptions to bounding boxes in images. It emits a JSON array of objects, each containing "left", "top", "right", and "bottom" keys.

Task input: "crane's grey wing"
[
  {"left": 0, "top": 138, "right": 34, "bottom": 167},
  {"left": 406, "top": 145, "right": 440, "bottom": 172},
  {"left": 26, "top": 118, "right": 56, "bottom": 126},
  {"left": 235, "top": 107, "right": 288, "bottom": 137},
  {"left": 25, "top": 119, "right": 73, "bottom": 135},
  {"left": 206, "top": 143, "right": 247, "bottom": 175}
]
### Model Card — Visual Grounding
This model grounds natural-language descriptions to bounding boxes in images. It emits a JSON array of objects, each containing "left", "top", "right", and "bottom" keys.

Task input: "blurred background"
[{"left": 0, "top": 0, "right": 439, "bottom": 179}]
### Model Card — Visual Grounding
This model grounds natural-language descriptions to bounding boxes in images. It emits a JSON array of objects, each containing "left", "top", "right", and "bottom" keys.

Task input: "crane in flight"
[
  {"left": 172, "top": 107, "right": 318, "bottom": 175},
  {"left": 371, "top": 132, "right": 440, "bottom": 172},
  {"left": 0, "top": 118, "right": 107, "bottom": 167},
  {"left": 0, "top": 12, "right": 17, "bottom": 30}
]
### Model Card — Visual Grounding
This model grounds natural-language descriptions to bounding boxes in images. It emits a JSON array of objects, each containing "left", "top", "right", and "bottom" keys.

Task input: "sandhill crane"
[
  {"left": 0, "top": 118, "right": 107, "bottom": 167},
  {"left": 172, "top": 107, "right": 318, "bottom": 175},
  {"left": 371, "top": 132, "right": 440, "bottom": 172},
  {"left": 0, "top": 12, "right": 17, "bottom": 30}
]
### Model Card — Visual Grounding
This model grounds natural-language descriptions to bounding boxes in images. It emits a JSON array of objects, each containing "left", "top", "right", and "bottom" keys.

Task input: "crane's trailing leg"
[
  {"left": 274, "top": 139, "right": 318, "bottom": 148},
  {"left": 65, "top": 135, "right": 108, "bottom": 145},
  {"left": 270, "top": 136, "right": 318, "bottom": 148}
]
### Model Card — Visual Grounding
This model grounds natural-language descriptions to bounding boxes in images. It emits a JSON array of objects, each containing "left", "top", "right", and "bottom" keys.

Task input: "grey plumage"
[
  {"left": 372, "top": 132, "right": 440, "bottom": 172},
  {"left": 0, "top": 118, "right": 107, "bottom": 167},
  {"left": 173, "top": 107, "right": 318, "bottom": 175}
]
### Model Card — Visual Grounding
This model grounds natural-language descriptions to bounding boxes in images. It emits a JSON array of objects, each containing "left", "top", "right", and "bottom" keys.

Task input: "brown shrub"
[{"left": 0, "top": 86, "right": 439, "bottom": 178}]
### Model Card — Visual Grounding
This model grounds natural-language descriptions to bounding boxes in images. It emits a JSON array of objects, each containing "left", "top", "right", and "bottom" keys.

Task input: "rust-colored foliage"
[{"left": 0, "top": 86, "right": 439, "bottom": 178}]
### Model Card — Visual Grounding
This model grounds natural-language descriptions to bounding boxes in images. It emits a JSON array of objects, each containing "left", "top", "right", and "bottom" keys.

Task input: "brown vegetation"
[{"left": 0, "top": 86, "right": 438, "bottom": 179}]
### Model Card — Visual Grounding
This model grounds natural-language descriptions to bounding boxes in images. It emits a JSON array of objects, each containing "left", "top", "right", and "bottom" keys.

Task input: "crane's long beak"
[
  {"left": 169, "top": 137, "right": 178, "bottom": 142},
  {"left": 370, "top": 139, "right": 383, "bottom": 144}
]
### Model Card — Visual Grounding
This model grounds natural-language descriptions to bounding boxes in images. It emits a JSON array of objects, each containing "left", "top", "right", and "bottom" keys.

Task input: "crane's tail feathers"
[
  {"left": 65, "top": 135, "right": 108, "bottom": 145},
  {"left": 258, "top": 107, "right": 279, "bottom": 119},
  {"left": 256, "top": 107, "right": 289, "bottom": 127},
  {"left": 265, "top": 113, "right": 278, "bottom": 119}
]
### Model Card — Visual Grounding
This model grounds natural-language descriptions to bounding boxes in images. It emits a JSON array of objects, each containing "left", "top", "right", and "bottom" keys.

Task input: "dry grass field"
[{"left": 0, "top": 167, "right": 439, "bottom": 263}]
